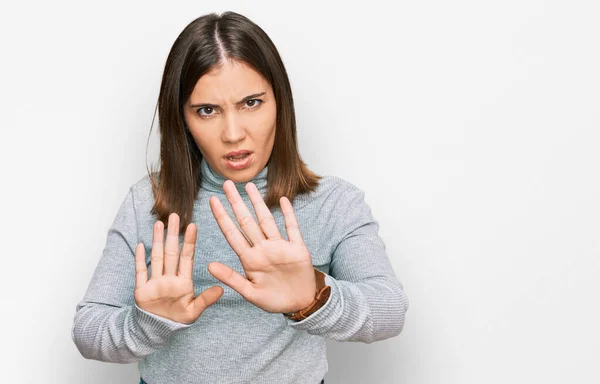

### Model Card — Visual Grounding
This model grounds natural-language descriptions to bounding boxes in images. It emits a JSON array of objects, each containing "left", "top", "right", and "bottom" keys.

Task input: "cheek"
[
  {"left": 183, "top": 109, "right": 195, "bottom": 128},
  {"left": 252, "top": 104, "right": 277, "bottom": 134},
  {"left": 187, "top": 125, "right": 217, "bottom": 154},
  {"left": 253, "top": 117, "right": 276, "bottom": 140}
]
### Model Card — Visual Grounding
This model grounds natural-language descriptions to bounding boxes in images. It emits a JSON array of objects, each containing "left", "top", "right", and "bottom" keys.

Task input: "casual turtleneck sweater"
[{"left": 71, "top": 156, "right": 409, "bottom": 384}]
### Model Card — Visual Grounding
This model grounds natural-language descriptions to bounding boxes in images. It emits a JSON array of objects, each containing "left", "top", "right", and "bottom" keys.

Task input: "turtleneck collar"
[{"left": 200, "top": 156, "right": 269, "bottom": 196}]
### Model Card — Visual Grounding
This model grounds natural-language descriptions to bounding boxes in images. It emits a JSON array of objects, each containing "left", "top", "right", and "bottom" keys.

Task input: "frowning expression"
[{"left": 183, "top": 59, "right": 277, "bottom": 183}]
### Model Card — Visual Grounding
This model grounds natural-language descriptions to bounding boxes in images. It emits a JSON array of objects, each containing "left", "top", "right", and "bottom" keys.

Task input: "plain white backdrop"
[{"left": 1, "top": 0, "right": 599, "bottom": 383}]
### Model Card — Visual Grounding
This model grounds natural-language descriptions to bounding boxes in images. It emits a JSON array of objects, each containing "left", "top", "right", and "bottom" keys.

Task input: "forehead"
[{"left": 190, "top": 60, "right": 270, "bottom": 102}]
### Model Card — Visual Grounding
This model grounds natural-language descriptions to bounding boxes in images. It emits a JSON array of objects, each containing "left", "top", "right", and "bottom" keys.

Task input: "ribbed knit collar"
[{"left": 200, "top": 156, "right": 269, "bottom": 196}]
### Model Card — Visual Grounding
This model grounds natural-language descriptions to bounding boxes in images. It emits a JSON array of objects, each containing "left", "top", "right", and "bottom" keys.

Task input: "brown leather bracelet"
[{"left": 283, "top": 268, "right": 331, "bottom": 321}]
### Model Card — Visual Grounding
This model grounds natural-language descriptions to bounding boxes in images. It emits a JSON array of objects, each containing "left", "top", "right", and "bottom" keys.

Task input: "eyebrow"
[{"left": 189, "top": 92, "right": 266, "bottom": 108}]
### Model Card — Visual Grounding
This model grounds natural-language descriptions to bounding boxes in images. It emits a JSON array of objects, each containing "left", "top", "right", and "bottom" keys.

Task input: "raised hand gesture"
[
  {"left": 134, "top": 213, "right": 224, "bottom": 324},
  {"left": 207, "top": 180, "right": 318, "bottom": 314}
]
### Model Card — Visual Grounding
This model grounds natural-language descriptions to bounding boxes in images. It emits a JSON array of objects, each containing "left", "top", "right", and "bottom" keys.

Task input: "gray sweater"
[{"left": 71, "top": 157, "right": 409, "bottom": 384}]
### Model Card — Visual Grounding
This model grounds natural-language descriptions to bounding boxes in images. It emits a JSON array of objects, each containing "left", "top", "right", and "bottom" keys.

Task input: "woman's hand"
[
  {"left": 134, "top": 213, "right": 224, "bottom": 324},
  {"left": 207, "top": 180, "right": 317, "bottom": 314}
]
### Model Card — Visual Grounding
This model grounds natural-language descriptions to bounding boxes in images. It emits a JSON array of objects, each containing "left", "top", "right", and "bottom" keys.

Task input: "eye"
[
  {"left": 197, "top": 106, "right": 216, "bottom": 118},
  {"left": 245, "top": 99, "right": 263, "bottom": 109}
]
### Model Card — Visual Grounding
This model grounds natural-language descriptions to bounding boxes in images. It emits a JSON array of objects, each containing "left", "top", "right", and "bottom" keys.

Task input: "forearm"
[
  {"left": 286, "top": 274, "right": 408, "bottom": 343},
  {"left": 71, "top": 301, "right": 191, "bottom": 363}
]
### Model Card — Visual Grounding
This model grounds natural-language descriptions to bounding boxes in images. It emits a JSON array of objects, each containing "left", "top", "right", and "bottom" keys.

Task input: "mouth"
[
  {"left": 224, "top": 151, "right": 253, "bottom": 170},
  {"left": 223, "top": 150, "right": 252, "bottom": 160}
]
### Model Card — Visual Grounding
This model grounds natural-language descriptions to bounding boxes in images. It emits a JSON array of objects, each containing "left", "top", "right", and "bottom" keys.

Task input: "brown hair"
[{"left": 146, "top": 11, "right": 323, "bottom": 232}]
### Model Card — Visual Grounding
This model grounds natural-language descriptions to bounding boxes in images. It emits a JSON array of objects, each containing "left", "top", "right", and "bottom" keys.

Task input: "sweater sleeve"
[
  {"left": 286, "top": 183, "right": 409, "bottom": 343},
  {"left": 71, "top": 186, "right": 191, "bottom": 363}
]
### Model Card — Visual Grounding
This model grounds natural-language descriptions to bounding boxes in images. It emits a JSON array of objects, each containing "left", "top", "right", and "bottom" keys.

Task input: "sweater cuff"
[
  {"left": 131, "top": 304, "right": 192, "bottom": 341},
  {"left": 285, "top": 274, "right": 340, "bottom": 330}
]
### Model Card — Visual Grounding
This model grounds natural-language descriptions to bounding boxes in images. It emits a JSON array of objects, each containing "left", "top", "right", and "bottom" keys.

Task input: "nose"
[{"left": 221, "top": 110, "right": 246, "bottom": 144}]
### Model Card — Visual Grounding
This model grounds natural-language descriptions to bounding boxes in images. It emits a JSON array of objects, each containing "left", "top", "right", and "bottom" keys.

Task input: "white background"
[{"left": 1, "top": 0, "right": 599, "bottom": 383}]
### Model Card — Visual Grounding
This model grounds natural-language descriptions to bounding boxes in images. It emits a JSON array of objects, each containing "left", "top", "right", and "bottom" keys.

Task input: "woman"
[{"left": 71, "top": 11, "right": 409, "bottom": 384}]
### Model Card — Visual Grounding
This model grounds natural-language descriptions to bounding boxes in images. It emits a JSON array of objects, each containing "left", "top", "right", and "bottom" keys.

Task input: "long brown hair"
[{"left": 147, "top": 11, "right": 322, "bottom": 232}]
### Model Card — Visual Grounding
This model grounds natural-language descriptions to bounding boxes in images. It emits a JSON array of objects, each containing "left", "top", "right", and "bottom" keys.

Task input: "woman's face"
[{"left": 183, "top": 60, "right": 277, "bottom": 183}]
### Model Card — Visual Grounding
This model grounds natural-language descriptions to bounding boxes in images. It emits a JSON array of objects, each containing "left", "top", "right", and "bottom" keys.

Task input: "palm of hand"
[
  {"left": 233, "top": 237, "right": 314, "bottom": 313},
  {"left": 206, "top": 180, "right": 317, "bottom": 314},
  {"left": 134, "top": 275, "right": 196, "bottom": 323},
  {"left": 134, "top": 215, "right": 224, "bottom": 324}
]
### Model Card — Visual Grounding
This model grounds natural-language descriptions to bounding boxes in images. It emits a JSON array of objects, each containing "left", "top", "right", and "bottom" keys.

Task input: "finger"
[
  {"left": 150, "top": 220, "right": 164, "bottom": 279},
  {"left": 190, "top": 285, "right": 224, "bottom": 318},
  {"left": 177, "top": 223, "right": 197, "bottom": 279},
  {"left": 246, "top": 182, "right": 282, "bottom": 240},
  {"left": 223, "top": 180, "right": 266, "bottom": 246},
  {"left": 207, "top": 262, "right": 255, "bottom": 302},
  {"left": 209, "top": 195, "right": 252, "bottom": 256},
  {"left": 163, "top": 213, "right": 181, "bottom": 276},
  {"left": 134, "top": 243, "right": 148, "bottom": 288},
  {"left": 280, "top": 196, "right": 305, "bottom": 245}
]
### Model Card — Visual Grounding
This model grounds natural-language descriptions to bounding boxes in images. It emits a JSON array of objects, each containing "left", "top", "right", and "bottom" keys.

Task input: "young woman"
[{"left": 71, "top": 11, "right": 409, "bottom": 384}]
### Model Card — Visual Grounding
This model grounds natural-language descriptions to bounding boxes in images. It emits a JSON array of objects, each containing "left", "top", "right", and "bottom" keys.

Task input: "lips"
[{"left": 223, "top": 150, "right": 252, "bottom": 158}]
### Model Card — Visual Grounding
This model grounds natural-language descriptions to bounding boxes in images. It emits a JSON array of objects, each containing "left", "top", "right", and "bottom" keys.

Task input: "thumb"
[
  {"left": 191, "top": 285, "right": 224, "bottom": 318},
  {"left": 208, "top": 262, "right": 255, "bottom": 301}
]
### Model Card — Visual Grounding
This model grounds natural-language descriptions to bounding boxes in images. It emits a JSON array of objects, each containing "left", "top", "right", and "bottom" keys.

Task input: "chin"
[{"left": 221, "top": 165, "right": 254, "bottom": 182}]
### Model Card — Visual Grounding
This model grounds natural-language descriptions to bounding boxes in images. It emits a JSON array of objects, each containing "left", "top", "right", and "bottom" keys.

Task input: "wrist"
[
  {"left": 293, "top": 270, "right": 319, "bottom": 311},
  {"left": 283, "top": 268, "right": 331, "bottom": 321}
]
